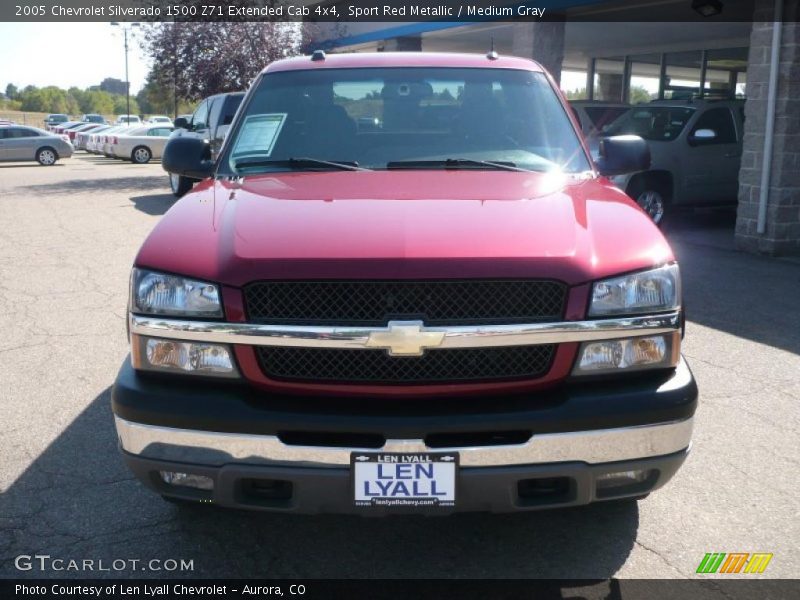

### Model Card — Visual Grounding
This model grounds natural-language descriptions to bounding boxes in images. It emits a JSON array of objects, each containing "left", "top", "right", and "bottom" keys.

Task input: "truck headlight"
[
  {"left": 589, "top": 264, "right": 680, "bottom": 316},
  {"left": 572, "top": 332, "right": 680, "bottom": 376},
  {"left": 131, "top": 335, "right": 239, "bottom": 378},
  {"left": 131, "top": 268, "right": 222, "bottom": 317}
]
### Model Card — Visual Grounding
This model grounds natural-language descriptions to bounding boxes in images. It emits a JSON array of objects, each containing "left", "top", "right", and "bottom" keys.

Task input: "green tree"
[
  {"left": 112, "top": 94, "right": 139, "bottom": 115},
  {"left": 42, "top": 86, "right": 69, "bottom": 113},
  {"left": 68, "top": 87, "right": 88, "bottom": 112},
  {"left": 7, "top": 82, "right": 149, "bottom": 116},
  {"left": 135, "top": 87, "right": 153, "bottom": 115},
  {"left": 0, "top": 97, "right": 21, "bottom": 110},
  {"left": 137, "top": 75, "right": 171, "bottom": 115},
  {"left": 65, "top": 94, "right": 80, "bottom": 115},
  {"left": 629, "top": 85, "right": 653, "bottom": 105},
  {"left": 5, "top": 83, "right": 19, "bottom": 100},
  {"left": 19, "top": 87, "right": 51, "bottom": 112},
  {"left": 85, "top": 90, "right": 115, "bottom": 115},
  {"left": 564, "top": 87, "right": 587, "bottom": 100},
  {"left": 141, "top": 22, "right": 302, "bottom": 102}
]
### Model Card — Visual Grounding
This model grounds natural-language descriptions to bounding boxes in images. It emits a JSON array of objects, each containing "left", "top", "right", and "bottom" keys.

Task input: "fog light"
[
  {"left": 131, "top": 335, "right": 238, "bottom": 378},
  {"left": 160, "top": 471, "right": 214, "bottom": 491},
  {"left": 573, "top": 333, "right": 679, "bottom": 375},
  {"left": 596, "top": 469, "right": 652, "bottom": 490}
]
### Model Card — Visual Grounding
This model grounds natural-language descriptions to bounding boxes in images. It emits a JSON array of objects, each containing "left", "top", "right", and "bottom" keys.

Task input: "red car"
[
  {"left": 66, "top": 122, "right": 101, "bottom": 142},
  {"left": 113, "top": 52, "right": 696, "bottom": 513}
]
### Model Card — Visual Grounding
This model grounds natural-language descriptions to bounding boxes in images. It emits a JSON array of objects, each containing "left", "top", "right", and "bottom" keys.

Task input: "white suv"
[
  {"left": 115, "top": 115, "right": 142, "bottom": 125},
  {"left": 602, "top": 99, "right": 745, "bottom": 225}
]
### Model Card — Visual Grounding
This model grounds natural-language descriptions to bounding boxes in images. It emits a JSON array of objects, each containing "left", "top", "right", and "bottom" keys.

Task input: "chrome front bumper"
[
  {"left": 129, "top": 311, "right": 681, "bottom": 354},
  {"left": 115, "top": 416, "right": 693, "bottom": 469}
]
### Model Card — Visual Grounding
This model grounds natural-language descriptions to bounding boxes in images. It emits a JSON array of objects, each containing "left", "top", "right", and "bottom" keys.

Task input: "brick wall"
[{"left": 735, "top": 0, "right": 800, "bottom": 256}]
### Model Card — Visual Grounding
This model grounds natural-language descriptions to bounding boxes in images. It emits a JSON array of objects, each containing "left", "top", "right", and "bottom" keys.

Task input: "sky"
[
  {"left": 0, "top": 23, "right": 151, "bottom": 93},
  {"left": 0, "top": 22, "right": 656, "bottom": 99}
]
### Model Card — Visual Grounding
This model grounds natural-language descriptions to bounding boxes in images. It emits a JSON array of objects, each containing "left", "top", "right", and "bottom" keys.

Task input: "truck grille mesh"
[
  {"left": 243, "top": 280, "right": 566, "bottom": 325},
  {"left": 255, "top": 344, "right": 556, "bottom": 384}
]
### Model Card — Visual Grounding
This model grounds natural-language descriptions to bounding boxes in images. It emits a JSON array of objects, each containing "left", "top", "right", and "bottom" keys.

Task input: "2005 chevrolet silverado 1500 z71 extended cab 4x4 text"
[{"left": 112, "top": 52, "right": 697, "bottom": 514}]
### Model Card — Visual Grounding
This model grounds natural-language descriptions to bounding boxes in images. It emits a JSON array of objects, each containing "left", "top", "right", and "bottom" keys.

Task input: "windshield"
[
  {"left": 604, "top": 106, "right": 695, "bottom": 141},
  {"left": 222, "top": 67, "right": 590, "bottom": 174}
]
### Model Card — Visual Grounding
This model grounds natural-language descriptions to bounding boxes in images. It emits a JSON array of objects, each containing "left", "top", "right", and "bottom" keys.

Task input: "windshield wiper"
[
  {"left": 386, "top": 158, "right": 530, "bottom": 172},
  {"left": 234, "top": 157, "right": 367, "bottom": 171}
]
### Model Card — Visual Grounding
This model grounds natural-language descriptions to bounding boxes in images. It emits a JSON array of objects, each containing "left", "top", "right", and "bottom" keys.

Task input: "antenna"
[{"left": 487, "top": 37, "right": 498, "bottom": 60}]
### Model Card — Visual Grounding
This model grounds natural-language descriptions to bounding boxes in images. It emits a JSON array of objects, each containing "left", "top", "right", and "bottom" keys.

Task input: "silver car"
[
  {"left": 602, "top": 99, "right": 744, "bottom": 224},
  {"left": 111, "top": 125, "right": 175, "bottom": 163},
  {"left": 0, "top": 125, "right": 74, "bottom": 165}
]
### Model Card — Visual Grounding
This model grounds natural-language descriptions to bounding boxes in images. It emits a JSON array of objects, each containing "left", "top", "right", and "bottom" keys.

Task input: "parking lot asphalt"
[{"left": 0, "top": 154, "right": 798, "bottom": 580}]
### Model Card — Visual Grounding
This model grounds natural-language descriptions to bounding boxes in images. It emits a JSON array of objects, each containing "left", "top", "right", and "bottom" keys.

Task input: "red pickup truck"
[{"left": 112, "top": 52, "right": 696, "bottom": 513}]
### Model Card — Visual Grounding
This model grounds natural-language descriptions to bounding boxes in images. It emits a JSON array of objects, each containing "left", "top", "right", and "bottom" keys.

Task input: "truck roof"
[
  {"left": 264, "top": 52, "right": 545, "bottom": 74},
  {"left": 647, "top": 98, "right": 745, "bottom": 107}
]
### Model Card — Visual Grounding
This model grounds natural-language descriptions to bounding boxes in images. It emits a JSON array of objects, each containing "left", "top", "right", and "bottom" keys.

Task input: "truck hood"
[{"left": 136, "top": 170, "right": 673, "bottom": 287}]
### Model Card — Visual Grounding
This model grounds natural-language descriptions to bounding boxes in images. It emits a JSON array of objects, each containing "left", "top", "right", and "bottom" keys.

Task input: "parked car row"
[
  {"left": 0, "top": 117, "right": 175, "bottom": 166},
  {"left": 82, "top": 123, "right": 174, "bottom": 163},
  {"left": 75, "top": 124, "right": 123, "bottom": 152},
  {"left": 46, "top": 114, "right": 108, "bottom": 132},
  {"left": 43, "top": 114, "right": 175, "bottom": 133}
]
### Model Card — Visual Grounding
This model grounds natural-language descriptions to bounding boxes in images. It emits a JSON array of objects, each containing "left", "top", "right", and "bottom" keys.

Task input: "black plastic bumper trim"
[
  {"left": 124, "top": 449, "right": 688, "bottom": 514},
  {"left": 111, "top": 357, "right": 697, "bottom": 439}
]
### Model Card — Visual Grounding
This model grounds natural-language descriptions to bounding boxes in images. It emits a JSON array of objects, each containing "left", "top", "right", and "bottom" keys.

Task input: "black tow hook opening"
[
  {"left": 238, "top": 478, "right": 294, "bottom": 508},
  {"left": 517, "top": 477, "right": 575, "bottom": 506}
]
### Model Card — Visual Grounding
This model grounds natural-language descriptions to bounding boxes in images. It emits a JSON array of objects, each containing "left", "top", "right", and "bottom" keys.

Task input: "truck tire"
[{"left": 169, "top": 172, "right": 193, "bottom": 197}]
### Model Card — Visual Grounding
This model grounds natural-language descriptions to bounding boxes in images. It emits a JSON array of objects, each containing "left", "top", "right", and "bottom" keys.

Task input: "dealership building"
[{"left": 311, "top": 0, "right": 799, "bottom": 256}]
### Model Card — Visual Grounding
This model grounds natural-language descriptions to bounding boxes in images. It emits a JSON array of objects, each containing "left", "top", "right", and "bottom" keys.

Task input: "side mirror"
[
  {"left": 173, "top": 117, "right": 189, "bottom": 130},
  {"left": 688, "top": 128, "right": 716, "bottom": 146},
  {"left": 162, "top": 136, "right": 214, "bottom": 180},
  {"left": 595, "top": 135, "right": 650, "bottom": 176}
]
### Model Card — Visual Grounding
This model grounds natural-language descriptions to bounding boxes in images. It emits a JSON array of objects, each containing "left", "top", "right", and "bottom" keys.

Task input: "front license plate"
[{"left": 352, "top": 452, "right": 457, "bottom": 508}]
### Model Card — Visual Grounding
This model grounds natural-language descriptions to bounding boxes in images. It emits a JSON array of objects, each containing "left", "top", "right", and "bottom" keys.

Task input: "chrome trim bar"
[
  {"left": 129, "top": 311, "right": 680, "bottom": 351},
  {"left": 115, "top": 416, "right": 693, "bottom": 468}
]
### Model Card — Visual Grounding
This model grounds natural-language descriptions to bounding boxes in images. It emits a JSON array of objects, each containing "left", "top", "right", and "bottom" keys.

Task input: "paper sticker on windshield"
[{"left": 232, "top": 113, "right": 286, "bottom": 158}]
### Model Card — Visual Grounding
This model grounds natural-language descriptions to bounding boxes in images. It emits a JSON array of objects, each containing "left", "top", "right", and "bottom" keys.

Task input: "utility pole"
[
  {"left": 173, "top": 24, "right": 179, "bottom": 119},
  {"left": 111, "top": 22, "right": 139, "bottom": 119},
  {"left": 124, "top": 27, "right": 130, "bottom": 117}
]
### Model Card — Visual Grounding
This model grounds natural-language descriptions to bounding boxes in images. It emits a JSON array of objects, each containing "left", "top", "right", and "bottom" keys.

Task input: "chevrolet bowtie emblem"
[{"left": 365, "top": 321, "right": 446, "bottom": 356}]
